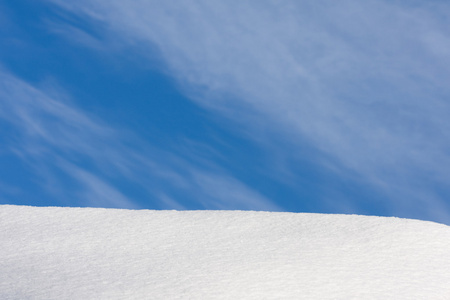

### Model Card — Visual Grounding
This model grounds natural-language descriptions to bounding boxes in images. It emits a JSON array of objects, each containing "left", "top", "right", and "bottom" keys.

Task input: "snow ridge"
[{"left": 1, "top": 205, "right": 450, "bottom": 299}]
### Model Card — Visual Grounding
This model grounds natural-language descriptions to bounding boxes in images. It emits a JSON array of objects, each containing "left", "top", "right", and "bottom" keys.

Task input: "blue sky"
[{"left": 1, "top": 0, "right": 450, "bottom": 224}]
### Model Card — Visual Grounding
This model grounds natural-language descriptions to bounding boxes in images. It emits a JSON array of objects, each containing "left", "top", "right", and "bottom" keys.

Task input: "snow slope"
[{"left": 1, "top": 205, "right": 450, "bottom": 299}]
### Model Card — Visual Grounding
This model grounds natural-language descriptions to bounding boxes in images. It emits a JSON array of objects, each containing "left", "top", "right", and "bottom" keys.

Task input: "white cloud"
[
  {"left": 47, "top": 0, "right": 450, "bottom": 221},
  {"left": 58, "top": 161, "right": 137, "bottom": 209},
  {"left": 0, "top": 69, "right": 276, "bottom": 211},
  {"left": 190, "top": 170, "right": 280, "bottom": 211}
]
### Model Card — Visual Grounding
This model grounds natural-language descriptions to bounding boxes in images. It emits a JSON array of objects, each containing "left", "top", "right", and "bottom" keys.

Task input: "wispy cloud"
[
  {"left": 58, "top": 161, "right": 138, "bottom": 209},
  {"left": 47, "top": 0, "right": 450, "bottom": 222},
  {"left": 190, "top": 170, "right": 280, "bottom": 211},
  {"left": 0, "top": 69, "right": 278, "bottom": 211}
]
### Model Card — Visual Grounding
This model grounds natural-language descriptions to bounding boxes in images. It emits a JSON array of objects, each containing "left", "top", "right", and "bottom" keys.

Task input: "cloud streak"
[
  {"left": 48, "top": 0, "right": 450, "bottom": 222},
  {"left": 0, "top": 69, "right": 279, "bottom": 211}
]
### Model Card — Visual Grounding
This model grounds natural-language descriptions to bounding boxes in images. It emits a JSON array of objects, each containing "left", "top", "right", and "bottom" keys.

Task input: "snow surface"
[{"left": 1, "top": 205, "right": 450, "bottom": 299}]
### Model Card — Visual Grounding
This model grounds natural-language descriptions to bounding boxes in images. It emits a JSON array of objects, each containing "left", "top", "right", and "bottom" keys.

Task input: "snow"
[{"left": 1, "top": 205, "right": 450, "bottom": 299}]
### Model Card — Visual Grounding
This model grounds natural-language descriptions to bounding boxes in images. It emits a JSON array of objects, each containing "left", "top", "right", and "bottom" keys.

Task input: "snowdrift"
[{"left": 1, "top": 205, "right": 450, "bottom": 299}]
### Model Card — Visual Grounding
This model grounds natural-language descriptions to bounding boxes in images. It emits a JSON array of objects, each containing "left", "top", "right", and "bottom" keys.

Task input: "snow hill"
[{"left": 1, "top": 205, "right": 450, "bottom": 299}]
